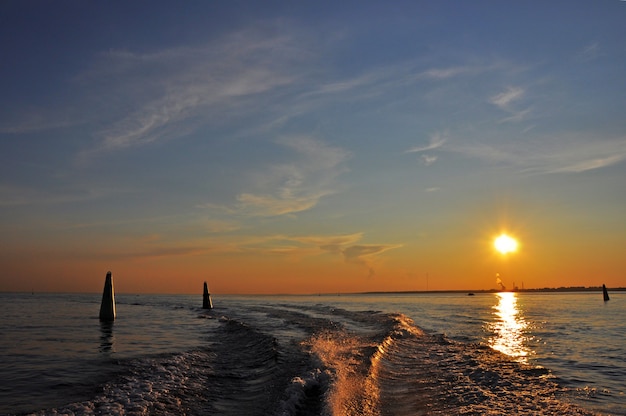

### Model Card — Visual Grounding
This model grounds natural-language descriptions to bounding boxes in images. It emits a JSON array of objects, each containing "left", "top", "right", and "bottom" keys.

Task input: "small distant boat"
[
  {"left": 467, "top": 292, "right": 475, "bottom": 296},
  {"left": 602, "top": 284, "right": 610, "bottom": 302}
]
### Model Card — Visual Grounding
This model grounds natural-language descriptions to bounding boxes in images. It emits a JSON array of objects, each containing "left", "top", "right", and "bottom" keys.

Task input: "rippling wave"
[
  {"left": 16, "top": 302, "right": 599, "bottom": 415},
  {"left": 2, "top": 293, "right": 620, "bottom": 415}
]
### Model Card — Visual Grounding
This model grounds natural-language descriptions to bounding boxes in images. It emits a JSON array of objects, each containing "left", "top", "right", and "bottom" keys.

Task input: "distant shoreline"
[
  {"left": 2, "top": 286, "right": 624, "bottom": 296},
  {"left": 359, "top": 286, "right": 626, "bottom": 295}
]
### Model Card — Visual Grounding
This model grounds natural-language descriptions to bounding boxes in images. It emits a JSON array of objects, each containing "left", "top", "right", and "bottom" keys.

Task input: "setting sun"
[{"left": 494, "top": 234, "right": 518, "bottom": 254}]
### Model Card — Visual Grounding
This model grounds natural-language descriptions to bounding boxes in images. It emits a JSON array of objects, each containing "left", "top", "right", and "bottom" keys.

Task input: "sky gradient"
[{"left": 1, "top": 1, "right": 625, "bottom": 294}]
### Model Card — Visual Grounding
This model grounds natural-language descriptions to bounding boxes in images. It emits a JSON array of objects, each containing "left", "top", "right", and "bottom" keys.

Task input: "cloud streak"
[
  {"left": 531, "top": 139, "right": 626, "bottom": 174},
  {"left": 447, "top": 134, "right": 626, "bottom": 175},
  {"left": 271, "top": 233, "right": 401, "bottom": 276},
  {"left": 414, "top": 63, "right": 501, "bottom": 80},
  {"left": 207, "top": 137, "right": 352, "bottom": 217},
  {"left": 341, "top": 244, "right": 401, "bottom": 277},
  {"left": 488, "top": 86, "right": 532, "bottom": 123},
  {"left": 490, "top": 86, "right": 524, "bottom": 109},
  {"left": 292, "top": 233, "right": 363, "bottom": 253},
  {"left": 0, "top": 183, "right": 122, "bottom": 207},
  {"left": 77, "top": 30, "right": 309, "bottom": 160},
  {"left": 420, "top": 154, "right": 438, "bottom": 166},
  {"left": 405, "top": 131, "right": 447, "bottom": 154}
]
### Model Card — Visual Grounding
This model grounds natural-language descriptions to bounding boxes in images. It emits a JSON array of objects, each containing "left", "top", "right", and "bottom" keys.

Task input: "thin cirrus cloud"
[
  {"left": 76, "top": 30, "right": 310, "bottom": 160},
  {"left": 405, "top": 131, "right": 447, "bottom": 154},
  {"left": 74, "top": 243, "right": 209, "bottom": 261},
  {"left": 0, "top": 111, "right": 81, "bottom": 135},
  {"left": 259, "top": 232, "right": 402, "bottom": 276},
  {"left": 420, "top": 154, "right": 438, "bottom": 166},
  {"left": 292, "top": 232, "right": 364, "bottom": 254},
  {"left": 300, "top": 61, "right": 501, "bottom": 108},
  {"left": 418, "top": 66, "right": 470, "bottom": 79},
  {"left": 341, "top": 244, "right": 402, "bottom": 277},
  {"left": 489, "top": 86, "right": 524, "bottom": 109},
  {"left": 296, "top": 233, "right": 402, "bottom": 277},
  {"left": 527, "top": 137, "right": 626, "bottom": 174},
  {"left": 303, "top": 71, "right": 384, "bottom": 97},
  {"left": 553, "top": 153, "right": 625, "bottom": 173},
  {"left": 405, "top": 132, "right": 446, "bottom": 167},
  {"left": 489, "top": 86, "right": 532, "bottom": 123},
  {"left": 447, "top": 134, "right": 626, "bottom": 175},
  {"left": 576, "top": 42, "right": 601, "bottom": 62},
  {"left": 0, "top": 183, "right": 121, "bottom": 208},
  {"left": 209, "top": 136, "right": 352, "bottom": 217},
  {"left": 414, "top": 63, "right": 497, "bottom": 81}
]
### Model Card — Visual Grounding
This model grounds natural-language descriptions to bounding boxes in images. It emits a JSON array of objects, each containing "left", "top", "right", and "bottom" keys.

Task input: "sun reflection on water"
[{"left": 488, "top": 292, "right": 531, "bottom": 363}]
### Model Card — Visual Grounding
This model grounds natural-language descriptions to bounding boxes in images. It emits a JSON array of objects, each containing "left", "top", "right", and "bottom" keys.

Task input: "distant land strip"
[{"left": 358, "top": 286, "right": 626, "bottom": 295}]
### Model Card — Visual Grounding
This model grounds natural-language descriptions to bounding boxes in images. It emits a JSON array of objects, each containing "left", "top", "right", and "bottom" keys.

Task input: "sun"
[{"left": 494, "top": 234, "right": 518, "bottom": 254}]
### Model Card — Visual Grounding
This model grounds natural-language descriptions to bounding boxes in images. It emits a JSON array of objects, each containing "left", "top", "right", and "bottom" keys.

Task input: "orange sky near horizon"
[{"left": 2, "top": 218, "right": 623, "bottom": 294}]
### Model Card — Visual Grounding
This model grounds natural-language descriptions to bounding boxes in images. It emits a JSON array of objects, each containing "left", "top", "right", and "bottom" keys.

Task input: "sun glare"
[{"left": 494, "top": 234, "right": 518, "bottom": 254}]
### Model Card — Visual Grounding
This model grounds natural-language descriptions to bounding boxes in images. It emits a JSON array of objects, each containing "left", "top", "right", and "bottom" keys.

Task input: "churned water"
[{"left": 0, "top": 291, "right": 623, "bottom": 415}]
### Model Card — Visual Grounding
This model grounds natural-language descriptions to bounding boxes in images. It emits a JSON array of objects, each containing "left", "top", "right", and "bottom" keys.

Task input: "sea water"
[{"left": 0, "top": 291, "right": 623, "bottom": 415}]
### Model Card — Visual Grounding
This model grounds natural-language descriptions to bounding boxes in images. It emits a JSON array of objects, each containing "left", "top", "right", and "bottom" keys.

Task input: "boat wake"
[{"left": 23, "top": 303, "right": 600, "bottom": 415}]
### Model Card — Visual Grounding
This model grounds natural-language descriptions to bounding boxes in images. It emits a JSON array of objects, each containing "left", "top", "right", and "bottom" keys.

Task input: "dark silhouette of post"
[
  {"left": 203, "top": 281, "right": 213, "bottom": 309},
  {"left": 603, "top": 284, "right": 610, "bottom": 302},
  {"left": 99, "top": 271, "right": 116, "bottom": 321}
]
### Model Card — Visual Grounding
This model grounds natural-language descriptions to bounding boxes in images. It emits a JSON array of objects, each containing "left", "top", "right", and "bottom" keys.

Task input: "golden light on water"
[
  {"left": 488, "top": 292, "right": 530, "bottom": 362},
  {"left": 494, "top": 234, "right": 518, "bottom": 255}
]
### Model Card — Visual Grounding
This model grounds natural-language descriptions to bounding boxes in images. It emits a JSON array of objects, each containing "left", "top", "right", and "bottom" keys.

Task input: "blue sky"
[{"left": 1, "top": 1, "right": 625, "bottom": 293}]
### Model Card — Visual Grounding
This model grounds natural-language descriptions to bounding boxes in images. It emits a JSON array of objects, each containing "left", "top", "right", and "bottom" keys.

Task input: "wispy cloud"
[
  {"left": 203, "top": 219, "right": 242, "bottom": 233},
  {"left": 341, "top": 244, "right": 401, "bottom": 277},
  {"left": 76, "top": 30, "right": 309, "bottom": 160},
  {"left": 490, "top": 86, "right": 524, "bottom": 109},
  {"left": 405, "top": 131, "right": 447, "bottom": 154},
  {"left": 413, "top": 60, "right": 514, "bottom": 81},
  {"left": 292, "top": 233, "right": 364, "bottom": 253},
  {"left": 419, "top": 67, "right": 469, "bottom": 79},
  {"left": 298, "top": 60, "right": 505, "bottom": 113},
  {"left": 0, "top": 112, "right": 80, "bottom": 135},
  {"left": 447, "top": 134, "right": 626, "bottom": 175},
  {"left": 530, "top": 138, "right": 626, "bottom": 174},
  {"left": 420, "top": 154, "right": 438, "bottom": 166},
  {"left": 236, "top": 192, "right": 326, "bottom": 217},
  {"left": 498, "top": 107, "right": 533, "bottom": 123},
  {"left": 71, "top": 43, "right": 523, "bottom": 164},
  {"left": 576, "top": 42, "right": 600, "bottom": 62},
  {"left": 295, "top": 233, "right": 402, "bottom": 276},
  {"left": 551, "top": 154, "right": 625, "bottom": 173},
  {"left": 489, "top": 86, "right": 532, "bottom": 123},
  {"left": 303, "top": 71, "right": 383, "bottom": 96},
  {"left": 209, "top": 137, "right": 351, "bottom": 217},
  {"left": 0, "top": 183, "right": 120, "bottom": 207},
  {"left": 257, "top": 232, "right": 401, "bottom": 276},
  {"left": 111, "top": 245, "right": 208, "bottom": 260},
  {"left": 76, "top": 241, "right": 210, "bottom": 261}
]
